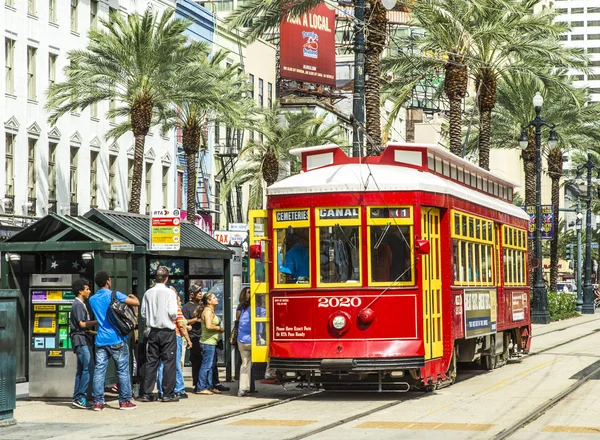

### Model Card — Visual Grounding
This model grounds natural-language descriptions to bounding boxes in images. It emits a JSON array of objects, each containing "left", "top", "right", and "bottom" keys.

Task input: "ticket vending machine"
[{"left": 29, "top": 274, "right": 79, "bottom": 398}]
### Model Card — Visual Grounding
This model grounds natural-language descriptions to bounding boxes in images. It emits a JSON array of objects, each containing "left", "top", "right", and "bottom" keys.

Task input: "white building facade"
[{"left": 2, "top": 0, "right": 177, "bottom": 225}]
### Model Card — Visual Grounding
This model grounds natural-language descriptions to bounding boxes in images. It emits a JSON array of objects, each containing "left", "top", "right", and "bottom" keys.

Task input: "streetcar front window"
[
  {"left": 275, "top": 227, "right": 310, "bottom": 284},
  {"left": 319, "top": 225, "right": 360, "bottom": 284},
  {"left": 370, "top": 224, "right": 411, "bottom": 283}
]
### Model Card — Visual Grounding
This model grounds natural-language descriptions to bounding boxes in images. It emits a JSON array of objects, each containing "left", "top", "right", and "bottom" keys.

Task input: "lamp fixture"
[
  {"left": 81, "top": 252, "right": 94, "bottom": 261},
  {"left": 519, "top": 128, "right": 528, "bottom": 150},
  {"left": 532, "top": 91, "right": 544, "bottom": 108},
  {"left": 4, "top": 252, "right": 21, "bottom": 262}
]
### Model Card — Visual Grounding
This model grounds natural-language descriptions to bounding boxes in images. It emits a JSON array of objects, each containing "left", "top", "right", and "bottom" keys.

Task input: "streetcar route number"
[{"left": 318, "top": 297, "right": 361, "bottom": 307}]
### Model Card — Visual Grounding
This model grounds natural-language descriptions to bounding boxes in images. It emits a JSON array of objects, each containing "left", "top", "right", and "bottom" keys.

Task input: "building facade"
[{"left": 2, "top": 0, "right": 177, "bottom": 228}]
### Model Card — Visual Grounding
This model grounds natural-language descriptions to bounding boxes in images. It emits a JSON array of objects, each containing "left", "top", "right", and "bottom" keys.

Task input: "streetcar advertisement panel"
[
  {"left": 464, "top": 289, "right": 497, "bottom": 338},
  {"left": 271, "top": 294, "right": 418, "bottom": 340}
]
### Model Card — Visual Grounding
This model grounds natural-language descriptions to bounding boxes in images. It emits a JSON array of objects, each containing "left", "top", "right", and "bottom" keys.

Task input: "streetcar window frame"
[
  {"left": 367, "top": 206, "right": 414, "bottom": 286},
  {"left": 272, "top": 208, "right": 311, "bottom": 289},
  {"left": 451, "top": 210, "right": 495, "bottom": 287},
  {"left": 502, "top": 225, "right": 527, "bottom": 286},
  {"left": 316, "top": 207, "right": 362, "bottom": 288}
]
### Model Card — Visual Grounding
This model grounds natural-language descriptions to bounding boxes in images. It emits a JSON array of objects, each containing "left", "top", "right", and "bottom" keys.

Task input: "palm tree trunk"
[
  {"left": 364, "top": 0, "right": 387, "bottom": 155},
  {"left": 521, "top": 130, "right": 536, "bottom": 288},
  {"left": 478, "top": 109, "right": 492, "bottom": 171},
  {"left": 186, "top": 152, "right": 197, "bottom": 223},
  {"left": 182, "top": 121, "right": 202, "bottom": 223},
  {"left": 548, "top": 147, "right": 563, "bottom": 292},
  {"left": 129, "top": 134, "right": 145, "bottom": 213},
  {"left": 449, "top": 97, "right": 463, "bottom": 156}
]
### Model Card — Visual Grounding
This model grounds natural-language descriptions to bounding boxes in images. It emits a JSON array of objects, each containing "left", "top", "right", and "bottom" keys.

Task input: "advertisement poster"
[
  {"left": 464, "top": 289, "right": 497, "bottom": 338},
  {"left": 511, "top": 292, "right": 527, "bottom": 321},
  {"left": 280, "top": 3, "right": 336, "bottom": 86},
  {"left": 525, "top": 204, "right": 553, "bottom": 240}
]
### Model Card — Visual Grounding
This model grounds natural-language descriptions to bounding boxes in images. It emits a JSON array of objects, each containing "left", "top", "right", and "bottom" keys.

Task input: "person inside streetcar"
[{"left": 280, "top": 228, "right": 309, "bottom": 282}]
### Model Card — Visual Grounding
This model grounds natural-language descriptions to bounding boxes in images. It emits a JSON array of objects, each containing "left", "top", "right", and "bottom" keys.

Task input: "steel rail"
[{"left": 491, "top": 363, "right": 600, "bottom": 440}]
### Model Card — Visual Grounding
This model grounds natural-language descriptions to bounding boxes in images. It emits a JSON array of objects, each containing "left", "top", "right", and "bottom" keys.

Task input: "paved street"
[{"left": 3, "top": 314, "right": 600, "bottom": 439}]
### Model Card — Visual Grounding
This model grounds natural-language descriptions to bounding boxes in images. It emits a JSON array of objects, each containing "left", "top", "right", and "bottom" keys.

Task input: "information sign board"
[
  {"left": 150, "top": 209, "right": 181, "bottom": 251},
  {"left": 464, "top": 289, "right": 497, "bottom": 338}
]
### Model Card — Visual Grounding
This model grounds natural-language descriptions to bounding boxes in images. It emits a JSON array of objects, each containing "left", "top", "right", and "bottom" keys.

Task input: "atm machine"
[{"left": 29, "top": 274, "right": 78, "bottom": 398}]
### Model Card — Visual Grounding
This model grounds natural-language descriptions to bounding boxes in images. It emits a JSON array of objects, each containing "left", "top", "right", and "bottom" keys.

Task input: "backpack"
[{"left": 107, "top": 291, "right": 136, "bottom": 337}]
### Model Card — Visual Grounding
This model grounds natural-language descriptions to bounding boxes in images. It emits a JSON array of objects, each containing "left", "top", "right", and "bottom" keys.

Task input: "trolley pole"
[{"left": 352, "top": 0, "right": 366, "bottom": 156}]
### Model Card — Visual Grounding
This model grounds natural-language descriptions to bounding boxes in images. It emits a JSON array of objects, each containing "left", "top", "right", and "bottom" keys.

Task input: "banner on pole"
[{"left": 525, "top": 204, "right": 554, "bottom": 240}]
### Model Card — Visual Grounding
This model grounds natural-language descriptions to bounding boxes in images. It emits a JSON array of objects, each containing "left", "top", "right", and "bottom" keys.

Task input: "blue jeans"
[
  {"left": 157, "top": 336, "right": 185, "bottom": 395},
  {"left": 197, "top": 343, "right": 215, "bottom": 391},
  {"left": 92, "top": 342, "right": 131, "bottom": 404},
  {"left": 73, "top": 344, "right": 94, "bottom": 401}
]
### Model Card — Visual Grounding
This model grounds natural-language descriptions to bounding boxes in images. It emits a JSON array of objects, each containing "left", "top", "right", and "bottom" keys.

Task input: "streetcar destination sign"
[
  {"left": 319, "top": 208, "right": 359, "bottom": 219},
  {"left": 276, "top": 210, "right": 309, "bottom": 222}
]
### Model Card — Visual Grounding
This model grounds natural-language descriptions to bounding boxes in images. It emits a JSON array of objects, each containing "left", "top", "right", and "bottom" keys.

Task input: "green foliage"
[{"left": 546, "top": 291, "right": 578, "bottom": 321}]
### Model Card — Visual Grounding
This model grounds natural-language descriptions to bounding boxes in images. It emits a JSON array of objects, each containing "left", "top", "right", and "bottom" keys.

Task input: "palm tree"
[
  {"left": 227, "top": 0, "right": 390, "bottom": 153},
  {"left": 46, "top": 10, "right": 206, "bottom": 213},
  {"left": 160, "top": 51, "right": 253, "bottom": 222},
  {"left": 221, "top": 104, "right": 344, "bottom": 209}
]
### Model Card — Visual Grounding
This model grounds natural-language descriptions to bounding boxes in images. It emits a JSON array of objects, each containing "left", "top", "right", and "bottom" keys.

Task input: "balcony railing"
[{"left": 70, "top": 202, "right": 79, "bottom": 216}]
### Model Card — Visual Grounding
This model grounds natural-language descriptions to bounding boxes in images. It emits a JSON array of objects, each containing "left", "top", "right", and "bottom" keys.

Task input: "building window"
[
  {"left": 162, "top": 166, "right": 169, "bottom": 208},
  {"left": 248, "top": 74, "right": 254, "bottom": 99},
  {"left": 6, "top": 0, "right": 15, "bottom": 8},
  {"left": 28, "top": 0, "right": 36, "bottom": 15},
  {"left": 572, "top": 7, "right": 584, "bottom": 14},
  {"left": 28, "top": 46, "right": 37, "bottom": 100},
  {"left": 49, "top": 0, "right": 57, "bottom": 23},
  {"left": 71, "top": 0, "right": 79, "bottom": 33},
  {"left": 109, "top": 154, "right": 117, "bottom": 209},
  {"left": 70, "top": 147, "right": 78, "bottom": 203},
  {"left": 571, "top": 34, "right": 584, "bottom": 41},
  {"left": 571, "top": 21, "right": 584, "bottom": 27},
  {"left": 90, "top": 0, "right": 98, "bottom": 28},
  {"left": 48, "top": 143, "right": 57, "bottom": 201},
  {"left": 268, "top": 82, "right": 273, "bottom": 108},
  {"left": 571, "top": 74, "right": 585, "bottom": 80},
  {"left": 588, "top": 20, "right": 600, "bottom": 27},
  {"left": 48, "top": 53, "right": 57, "bottom": 88},
  {"left": 28, "top": 138, "right": 37, "bottom": 202},
  {"left": 258, "top": 78, "right": 264, "bottom": 106},
  {"left": 127, "top": 158, "right": 134, "bottom": 194},
  {"left": 589, "top": 34, "right": 600, "bottom": 40},
  {"left": 589, "top": 74, "right": 600, "bottom": 80},
  {"left": 109, "top": 96, "right": 116, "bottom": 122},
  {"left": 5, "top": 134, "right": 15, "bottom": 198},
  {"left": 5, "top": 39, "right": 15, "bottom": 94},
  {"left": 589, "top": 7, "right": 600, "bottom": 13},
  {"left": 90, "top": 102, "right": 98, "bottom": 119},
  {"left": 558, "top": 34, "right": 568, "bottom": 41},
  {"left": 145, "top": 162, "right": 153, "bottom": 214},
  {"left": 90, "top": 151, "right": 98, "bottom": 207}
]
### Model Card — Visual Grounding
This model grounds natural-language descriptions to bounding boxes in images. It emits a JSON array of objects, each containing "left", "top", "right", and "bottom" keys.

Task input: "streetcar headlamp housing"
[{"left": 332, "top": 315, "right": 346, "bottom": 330}]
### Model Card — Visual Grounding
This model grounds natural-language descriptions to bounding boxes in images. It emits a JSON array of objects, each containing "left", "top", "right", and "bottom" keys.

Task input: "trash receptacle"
[{"left": 0, "top": 289, "right": 19, "bottom": 426}]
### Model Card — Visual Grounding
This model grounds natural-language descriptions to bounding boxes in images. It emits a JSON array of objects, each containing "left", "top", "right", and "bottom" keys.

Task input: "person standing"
[
  {"left": 70, "top": 278, "right": 97, "bottom": 409},
  {"left": 236, "top": 287, "right": 252, "bottom": 397},
  {"left": 89, "top": 271, "right": 139, "bottom": 411},
  {"left": 182, "top": 284, "right": 203, "bottom": 389},
  {"left": 196, "top": 292, "right": 224, "bottom": 395},
  {"left": 140, "top": 266, "right": 179, "bottom": 402}
]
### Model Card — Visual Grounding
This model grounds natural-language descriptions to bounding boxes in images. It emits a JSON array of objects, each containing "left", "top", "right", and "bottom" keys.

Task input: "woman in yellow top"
[{"left": 196, "top": 292, "right": 224, "bottom": 395}]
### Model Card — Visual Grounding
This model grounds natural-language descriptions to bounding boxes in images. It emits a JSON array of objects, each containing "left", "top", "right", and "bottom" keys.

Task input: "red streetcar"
[{"left": 248, "top": 143, "right": 532, "bottom": 391}]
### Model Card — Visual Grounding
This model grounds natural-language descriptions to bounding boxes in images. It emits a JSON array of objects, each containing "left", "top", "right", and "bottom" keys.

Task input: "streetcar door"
[
  {"left": 249, "top": 210, "right": 270, "bottom": 363},
  {"left": 421, "top": 208, "right": 443, "bottom": 360}
]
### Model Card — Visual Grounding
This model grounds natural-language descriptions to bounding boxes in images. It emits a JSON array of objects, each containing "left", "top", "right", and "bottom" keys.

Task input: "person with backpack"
[
  {"left": 140, "top": 266, "right": 179, "bottom": 402},
  {"left": 89, "top": 271, "right": 139, "bottom": 411},
  {"left": 70, "top": 278, "right": 97, "bottom": 409}
]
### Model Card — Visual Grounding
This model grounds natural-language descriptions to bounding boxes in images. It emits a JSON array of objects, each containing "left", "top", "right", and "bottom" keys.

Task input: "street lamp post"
[
  {"left": 576, "top": 153, "right": 600, "bottom": 314},
  {"left": 519, "top": 92, "right": 558, "bottom": 324}
]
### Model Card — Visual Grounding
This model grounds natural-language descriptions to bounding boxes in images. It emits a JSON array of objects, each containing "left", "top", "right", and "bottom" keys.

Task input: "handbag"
[
  {"left": 107, "top": 291, "right": 136, "bottom": 337},
  {"left": 229, "top": 320, "right": 239, "bottom": 346}
]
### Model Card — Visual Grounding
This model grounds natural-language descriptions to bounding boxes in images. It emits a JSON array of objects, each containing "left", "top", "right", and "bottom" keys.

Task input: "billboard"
[
  {"left": 280, "top": 3, "right": 336, "bottom": 87},
  {"left": 464, "top": 289, "right": 497, "bottom": 339}
]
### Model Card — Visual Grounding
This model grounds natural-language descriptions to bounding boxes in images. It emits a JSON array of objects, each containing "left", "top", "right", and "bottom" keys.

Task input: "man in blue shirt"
[
  {"left": 89, "top": 270, "right": 139, "bottom": 411},
  {"left": 282, "top": 229, "right": 309, "bottom": 281}
]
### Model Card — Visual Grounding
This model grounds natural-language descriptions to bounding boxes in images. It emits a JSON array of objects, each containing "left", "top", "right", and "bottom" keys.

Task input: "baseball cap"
[{"left": 189, "top": 284, "right": 201, "bottom": 294}]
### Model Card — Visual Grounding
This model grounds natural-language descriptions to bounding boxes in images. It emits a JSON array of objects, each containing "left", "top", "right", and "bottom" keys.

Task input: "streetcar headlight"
[{"left": 332, "top": 315, "right": 346, "bottom": 330}]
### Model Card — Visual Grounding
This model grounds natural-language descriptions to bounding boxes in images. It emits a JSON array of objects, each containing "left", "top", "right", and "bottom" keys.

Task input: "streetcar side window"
[
  {"left": 318, "top": 226, "right": 360, "bottom": 284},
  {"left": 502, "top": 225, "right": 527, "bottom": 286},
  {"left": 273, "top": 209, "right": 311, "bottom": 288}
]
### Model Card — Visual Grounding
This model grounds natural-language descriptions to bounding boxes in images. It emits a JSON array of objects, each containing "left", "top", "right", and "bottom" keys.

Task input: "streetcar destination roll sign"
[
  {"left": 276, "top": 210, "right": 309, "bottom": 222},
  {"left": 464, "top": 289, "right": 497, "bottom": 338}
]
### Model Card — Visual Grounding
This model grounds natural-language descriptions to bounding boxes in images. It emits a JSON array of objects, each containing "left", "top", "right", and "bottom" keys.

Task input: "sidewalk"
[
  {"left": 4, "top": 372, "right": 306, "bottom": 440},
  {"left": 531, "top": 311, "right": 600, "bottom": 337}
]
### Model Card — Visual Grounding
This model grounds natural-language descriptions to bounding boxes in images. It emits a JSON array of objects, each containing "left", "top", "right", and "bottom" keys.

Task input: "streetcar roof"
[{"left": 268, "top": 163, "right": 529, "bottom": 222}]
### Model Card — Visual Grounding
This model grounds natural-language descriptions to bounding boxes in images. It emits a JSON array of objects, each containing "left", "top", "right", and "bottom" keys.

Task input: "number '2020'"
[{"left": 318, "top": 297, "right": 361, "bottom": 307}]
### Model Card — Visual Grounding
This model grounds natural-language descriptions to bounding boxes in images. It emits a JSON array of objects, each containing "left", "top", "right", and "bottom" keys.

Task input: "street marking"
[
  {"left": 428, "top": 403, "right": 453, "bottom": 415},
  {"left": 229, "top": 419, "right": 316, "bottom": 427},
  {"left": 355, "top": 421, "right": 494, "bottom": 431},
  {"left": 544, "top": 426, "right": 600, "bottom": 434},
  {"left": 156, "top": 417, "right": 195, "bottom": 424}
]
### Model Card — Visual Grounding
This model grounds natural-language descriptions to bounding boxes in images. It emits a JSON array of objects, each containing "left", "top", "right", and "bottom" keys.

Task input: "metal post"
[
  {"left": 576, "top": 199, "right": 583, "bottom": 313},
  {"left": 530, "top": 106, "right": 550, "bottom": 323},
  {"left": 352, "top": 0, "right": 366, "bottom": 156},
  {"left": 583, "top": 154, "right": 595, "bottom": 314}
]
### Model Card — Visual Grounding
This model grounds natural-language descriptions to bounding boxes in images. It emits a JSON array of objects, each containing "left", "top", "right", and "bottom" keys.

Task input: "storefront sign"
[
  {"left": 280, "top": 3, "right": 336, "bottom": 86},
  {"left": 511, "top": 292, "right": 527, "bottom": 321},
  {"left": 229, "top": 223, "right": 248, "bottom": 232},
  {"left": 150, "top": 209, "right": 181, "bottom": 251},
  {"left": 464, "top": 289, "right": 497, "bottom": 338}
]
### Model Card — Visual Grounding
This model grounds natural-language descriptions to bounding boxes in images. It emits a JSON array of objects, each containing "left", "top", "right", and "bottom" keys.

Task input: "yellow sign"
[
  {"left": 150, "top": 209, "right": 181, "bottom": 251},
  {"left": 46, "top": 291, "right": 63, "bottom": 301},
  {"left": 48, "top": 350, "right": 61, "bottom": 356},
  {"left": 34, "top": 304, "right": 56, "bottom": 311}
]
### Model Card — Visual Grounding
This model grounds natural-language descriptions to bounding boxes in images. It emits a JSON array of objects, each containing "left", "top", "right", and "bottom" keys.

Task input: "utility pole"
[
  {"left": 576, "top": 201, "right": 583, "bottom": 312},
  {"left": 352, "top": 0, "right": 365, "bottom": 156}
]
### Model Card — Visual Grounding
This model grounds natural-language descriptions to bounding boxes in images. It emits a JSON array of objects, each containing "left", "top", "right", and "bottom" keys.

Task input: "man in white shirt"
[{"left": 140, "top": 266, "right": 178, "bottom": 402}]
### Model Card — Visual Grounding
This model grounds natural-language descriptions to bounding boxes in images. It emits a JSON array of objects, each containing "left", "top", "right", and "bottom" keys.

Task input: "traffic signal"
[{"left": 566, "top": 244, "right": 573, "bottom": 260}]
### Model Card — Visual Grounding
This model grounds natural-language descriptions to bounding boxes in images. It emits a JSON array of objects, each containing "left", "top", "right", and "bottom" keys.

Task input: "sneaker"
[
  {"left": 211, "top": 388, "right": 222, "bottom": 394},
  {"left": 197, "top": 389, "right": 213, "bottom": 395},
  {"left": 176, "top": 392, "right": 188, "bottom": 399},
  {"left": 237, "top": 390, "right": 250, "bottom": 397},
  {"left": 92, "top": 402, "right": 105, "bottom": 411},
  {"left": 140, "top": 394, "right": 155, "bottom": 402},
  {"left": 264, "top": 373, "right": 276, "bottom": 380},
  {"left": 119, "top": 401, "right": 137, "bottom": 410},
  {"left": 72, "top": 398, "right": 92, "bottom": 409},
  {"left": 214, "top": 383, "right": 230, "bottom": 392},
  {"left": 111, "top": 384, "right": 119, "bottom": 393},
  {"left": 161, "top": 395, "right": 180, "bottom": 402}
]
